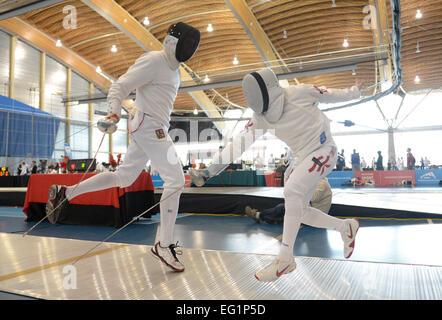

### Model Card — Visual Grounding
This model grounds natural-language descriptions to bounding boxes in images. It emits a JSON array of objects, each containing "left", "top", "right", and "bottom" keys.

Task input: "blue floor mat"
[{"left": 1, "top": 206, "right": 441, "bottom": 266}]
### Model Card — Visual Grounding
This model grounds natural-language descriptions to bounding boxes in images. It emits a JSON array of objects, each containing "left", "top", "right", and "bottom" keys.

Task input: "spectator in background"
[
  {"left": 424, "top": 157, "right": 430, "bottom": 169},
  {"left": 420, "top": 157, "right": 425, "bottom": 170},
  {"left": 31, "top": 161, "right": 38, "bottom": 174},
  {"left": 351, "top": 149, "right": 361, "bottom": 171},
  {"left": 38, "top": 159, "right": 47, "bottom": 173},
  {"left": 341, "top": 149, "right": 346, "bottom": 167},
  {"left": 407, "top": 148, "right": 415, "bottom": 170},
  {"left": 387, "top": 159, "right": 391, "bottom": 171},
  {"left": 376, "top": 151, "right": 384, "bottom": 171},
  {"left": 268, "top": 154, "right": 276, "bottom": 171},
  {"left": 361, "top": 157, "right": 367, "bottom": 170},
  {"left": 254, "top": 153, "right": 265, "bottom": 170},
  {"left": 391, "top": 157, "right": 398, "bottom": 170},
  {"left": 398, "top": 157, "right": 404, "bottom": 170},
  {"left": 336, "top": 150, "right": 345, "bottom": 171},
  {"left": 371, "top": 157, "right": 376, "bottom": 170},
  {"left": 20, "top": 162, "right": 28, "bottom": 175}
]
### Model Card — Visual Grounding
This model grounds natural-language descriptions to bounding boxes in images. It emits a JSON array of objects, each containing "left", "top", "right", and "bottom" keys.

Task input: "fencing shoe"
[
  {"left": 341, "top": 219, "right": 360, "bottom": 259},
  {"left": 46, "top": 185, "right": 68, "bottom": 224},
  {"left": 151, "top": 241, "right": 185, "bottom": 272},
  {"left": 254, "top": 257, "right": 296, "bottom": 282},
  {"left": 245, "top": 206, "right": 260, "bottom": 222}
]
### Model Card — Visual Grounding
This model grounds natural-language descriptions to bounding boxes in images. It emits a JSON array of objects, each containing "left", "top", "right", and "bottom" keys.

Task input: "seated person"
[{"left": 245, "top": 177, "right": 332, "bottom": 224}]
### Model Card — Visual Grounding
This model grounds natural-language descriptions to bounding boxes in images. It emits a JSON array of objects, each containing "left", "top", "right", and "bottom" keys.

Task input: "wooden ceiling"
[
  {"left": 394, "top": 0, "right": 442, "bottom": 93},
  {"left": 13, "top": 0, "right": 442, "bottom": 112}
]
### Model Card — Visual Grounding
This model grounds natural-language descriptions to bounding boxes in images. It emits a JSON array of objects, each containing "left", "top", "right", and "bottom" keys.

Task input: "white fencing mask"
[{"left": 242, "top": 68, "right": 284, "bottom": 123}]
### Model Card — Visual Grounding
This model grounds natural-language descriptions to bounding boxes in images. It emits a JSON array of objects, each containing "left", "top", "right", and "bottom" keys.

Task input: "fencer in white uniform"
[
  {"left": 46, "top": 22, "right": 201, "bottom": 272},
  {"left": 190, "top": 68, "right": 361, "bottom": 282}
]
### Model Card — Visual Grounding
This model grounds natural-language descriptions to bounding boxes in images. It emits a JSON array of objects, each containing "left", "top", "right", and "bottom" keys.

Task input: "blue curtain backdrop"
[{"left": 0, "top": 95, "right": 60, "bottom": 158}]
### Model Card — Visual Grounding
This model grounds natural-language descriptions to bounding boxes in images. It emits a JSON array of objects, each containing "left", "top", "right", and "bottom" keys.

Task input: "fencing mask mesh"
[{"left": 166, "top": 22, "right": 201, "bottom": 62}]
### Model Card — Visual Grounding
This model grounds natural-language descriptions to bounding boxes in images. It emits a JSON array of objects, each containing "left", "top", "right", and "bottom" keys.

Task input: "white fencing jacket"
[
  {"left": 107, "top": 50, "right": 180, "bottom": 129},
  {"left": 208, "top": 84, "right": 360, "bottom": 177}
]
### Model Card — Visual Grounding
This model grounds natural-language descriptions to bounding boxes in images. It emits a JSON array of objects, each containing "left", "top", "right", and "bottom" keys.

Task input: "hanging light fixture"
[
  {"left": 193, "top": 108, "right": 198, "bottom": 115},
  {"left": 283, "top": 29, "right": 287, "bottom": 39},
  {"left": 233, "top": 55, "right": 239, "bottom": 65},
  {"left": 331, "top": 0, "right": 337, "bottom": 8},
  {"left": 416, "top": 8, "right": 422, "bottom": 19},
  {"left": 343, "top": 38, "right": 349, "bottom": 48},
  {"left": 416, "top": 42, "right": 421, "bottom": 53},
  {"left": 414, "top": 75, "right": 421, "bottom": 84},
  {"left": 56, "top": 39, "right": 62, "bottom": 47},
  {"left": 207, "top": 23, "right": 213, "bottom": 32},
  {"left": 143, "top": 16, "right": 150, "bottom": 26},
  {"left": 204, "top": 74, "right": 210, "bottom": 83},
  {"left": 111, "top": 44, "right": 118, "bottom": 53},
  {"left": 96, "top": 66, "right": 102, "bottom": 73}
]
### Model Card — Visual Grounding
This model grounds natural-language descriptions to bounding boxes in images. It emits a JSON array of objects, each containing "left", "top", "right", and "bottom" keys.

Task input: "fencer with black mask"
[
  {"left": 47, "top": 22, "right": 200, "bottom": 273},
  {"left": 190, "top": 68, "right": 361, "bottom": 282}
]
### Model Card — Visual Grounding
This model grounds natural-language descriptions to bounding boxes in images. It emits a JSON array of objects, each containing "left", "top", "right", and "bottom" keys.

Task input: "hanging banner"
[
  {"left": 64, "top": 143, "right": 72, "bottom": 159},
  {"left": 415, "top": 169, "right": 442, "bottom": 186}
]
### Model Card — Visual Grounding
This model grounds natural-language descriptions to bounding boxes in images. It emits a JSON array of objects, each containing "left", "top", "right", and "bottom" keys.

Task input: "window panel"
[
  {"left": 0, "top": 31, "right": 10, "bottom": 96},
  {"left": 394, "top": 131, "right": 442, "bottom": 165},
  {"left": 51, "top": 150, "right": 65, "bottom": 162},
  {"left": 112, "top": 129, "right": 127, "bottom": 154},
  {"left": 71, "top": 151, "right": 89, "bottom": 159},
  {"left": 54, "top": 121, "right": 66, "bottom": 150},
  {"left": 396, "top": 92, "right": 442, "bottom": 128},
  {"left": 69, "top": 124, "right": 89, "bottom": 152},
  {"left": 70, "top": 71, "right": 90, "bottom": 121},
  {"left": 45, "top": 56, "right": 66, "bottom": 117},
  {"left": 333, "top": 133, "right": 388, "bottom": 168},
  {"left": 93, "top": 127, "right": 109, "bottom": 153},
  {"left": 14, "top": 40, "right": 40, "bottom": 108}
]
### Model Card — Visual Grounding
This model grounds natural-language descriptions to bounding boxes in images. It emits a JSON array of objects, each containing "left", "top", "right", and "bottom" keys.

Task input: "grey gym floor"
[{"left": 0, "top": 187, "right": 441, "bottom": 299}]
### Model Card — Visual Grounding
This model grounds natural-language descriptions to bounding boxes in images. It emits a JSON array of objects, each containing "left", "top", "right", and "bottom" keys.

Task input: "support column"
[
  {"left": 88, "top": 82, "right": 94, "bottom": 158},
  {"left": 8, "top": 35, "right": 16, "bottom": 99},
  {"left": 109, "top": 131, "right": 113, "bottom": 161},
  {"left": 39, "top": 52, "right": 46, "bottom": 110},
  {"left": 65, "top": 68, "right": 71, "bottom": 147},
  {"left": 388, "top": 126, "right": 396, "bottom": 169}
]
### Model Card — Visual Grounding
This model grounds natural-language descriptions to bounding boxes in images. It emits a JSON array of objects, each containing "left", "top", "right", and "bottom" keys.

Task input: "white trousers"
[
  {"left": 279, "top": 144, "right": 346, "bottom": 260},
  {"left": 66, "top": 111, "right": 185, "bottom": 247}
]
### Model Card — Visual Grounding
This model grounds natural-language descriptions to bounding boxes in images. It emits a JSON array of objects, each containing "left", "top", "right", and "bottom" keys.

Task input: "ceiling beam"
[
  {"left": 370, "top": 0, "right": 393, "bottom": 86},
  {"left": 80, "top": 0, "right": 225, "bottom": 131},
  {"left": 224, "top": 0, "right": 296, "bottom": 84},
  {"left": 0, "top": 17, "right": 112, "bottom": 91},
  {"left": 0, "top": 0, "right": 67, "bottom": 21},
  {"left": 70, "top": 48, "right": 389, "bottom": 104}
]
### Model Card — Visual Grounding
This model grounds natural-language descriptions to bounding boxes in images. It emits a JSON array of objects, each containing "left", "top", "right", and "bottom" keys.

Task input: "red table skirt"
[
  {"left": 264, "top": 173, "right": 283, "bottom": 187},
  {"left": 23, "top": 171, "right": 154, "bottom": 215}
]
